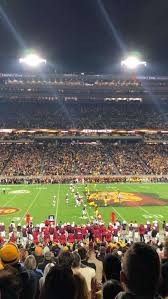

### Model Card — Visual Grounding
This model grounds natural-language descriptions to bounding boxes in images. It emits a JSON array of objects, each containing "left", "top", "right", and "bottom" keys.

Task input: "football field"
[{"left": 0, "top": 183, "right": 168, "bottom": 226}]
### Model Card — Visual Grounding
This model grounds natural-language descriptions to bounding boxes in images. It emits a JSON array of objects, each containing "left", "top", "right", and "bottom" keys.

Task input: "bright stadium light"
[
  {"left": 19, "top": 53, "right": 46, "bottom": 67},
  {"left": 121, "top": 56, "right": 147, "bottom": 69}
]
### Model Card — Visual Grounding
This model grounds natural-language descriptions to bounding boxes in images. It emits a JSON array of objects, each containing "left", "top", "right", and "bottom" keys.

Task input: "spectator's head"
[
  {"left": 78, "top": 247, "right": 87, "bottom": 261},
  {"left": 121, "top": 243, "right": 160, "bottom": 296},
  {"left": 72, "top": 252, "right": 81, "bottom": 268},
  {"left": 0, "top": 265, "right": 22, "bottom": 299},
  {"left": 43, "top": 246, "right": 50, "bottom": 255},
  {"left": 24, "top": 255, "right": 37, "bottom": 270},
  {"left": 19, "top": 248, "right": 29, "bottom": 263},
  {"left": 88, "top": 247, "right": 96, "bottom": 258},
  {"left": 0, "top": 243, "right": 20, "bottom": 267},
  {"left": 44, "top": 251, "right": 52, "bottom": 261},
  {"left": 103, "top": 279, "right": 122, "bottom": 299},
  {"left": 58, "top": 250, "right": 74, "bottom": 267},
  {"left": 43, "top": 263, "right": 55, "bottom": 279},
  {"left": 34, "top": 246, "right": 43, "bottom": 256},
  {"left": 40, "top": 264, "right": 76, "bottom": 299},
  {"left": 100, "top": 246, "right": 106, "bottom": 256},
  {"left": 103, "top": 254, "right": 121, "bottom": 281},
  {"left": 74, "top": 272, "right": 89, "bottom": 299}
]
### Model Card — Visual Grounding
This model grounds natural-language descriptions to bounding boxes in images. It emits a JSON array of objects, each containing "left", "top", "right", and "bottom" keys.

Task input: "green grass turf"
[{"left": 0, "top": 183, "right": 168, "bottom": 227}]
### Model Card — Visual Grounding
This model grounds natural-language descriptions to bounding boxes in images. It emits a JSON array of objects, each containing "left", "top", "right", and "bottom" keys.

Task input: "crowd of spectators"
[
  {"left": 0, "top": 219, "right": 168, "bottom": 299},
  {"left": 138, "top": 144, "right": 168, "bottom": 175},
  {"left": 43, "top": 144, "right": 117, "bottom": 176},
  {"left": 2, "top": 144, "right": 44, "bottom": 176},
  {"left": 0, "top": 102, "right": 168, "bottom": 129},
  {"left": 0, "top": 142, "right": 167, "bottom": 178},
  {"left": 0, "top": 145, "right": 13, "bottom": 174}
]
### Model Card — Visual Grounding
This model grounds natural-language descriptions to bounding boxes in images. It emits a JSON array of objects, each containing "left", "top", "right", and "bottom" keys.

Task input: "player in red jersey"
[
  {"left": 33, "top": 231, "right": 39, "bottom": 244},
  {"left": 68, "top": 232, "right": 75, "bottom": 244},
  {"left": 106, "top": 229, "right": 112, "bottom": 243},
  {"left": 111, "top": 212, "right": 116, "bottom": 224},
  {"left": 59, "top": 233, "right": 66, "bottom": 245},
  {"left": 139, "top": 224, "right": 145, "bottom": 242},
  {"left": 0, "top": 234, "right": 4, "bottom": 245},
  {"left": 43, "top": 227, "right": 50, "bottom": 244},
  {"left": 10, "top": 232, "right": 16, "bottom": 243},
  {"left": 26, "top": 213, "right": 31, "bottom": 226},
  {"left": 53, "top": 229, "right": 59, "bottom": 243}
]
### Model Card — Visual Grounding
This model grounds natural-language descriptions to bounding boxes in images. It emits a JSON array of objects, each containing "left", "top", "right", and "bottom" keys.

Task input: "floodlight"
[
  {"left": 121, "top": 56, "right": 146, "bottom": 69},
  {"left": 19, "top": 54, "right": 46, "bottom": 67}
]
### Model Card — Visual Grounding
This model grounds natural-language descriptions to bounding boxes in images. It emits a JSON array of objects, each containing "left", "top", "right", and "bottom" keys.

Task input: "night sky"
[{"left": 0, "top": 0, "right": 168, "bottom": 72}]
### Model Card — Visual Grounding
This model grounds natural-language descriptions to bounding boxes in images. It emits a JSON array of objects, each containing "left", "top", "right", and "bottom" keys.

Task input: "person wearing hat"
[
  {"left": 0, "top": 243, "right": 37, "bottom": 299},
  {"left": 34, "top": 245, "right": 44, "bottom": 265},
  {"left": 38, "top": 251, "right": 53, "bottom": 273}
]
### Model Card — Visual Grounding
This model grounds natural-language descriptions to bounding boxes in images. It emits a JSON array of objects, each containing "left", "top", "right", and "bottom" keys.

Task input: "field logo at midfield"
[
  {"left": 9, "top": 190, "right": 30, "bottom": 194},
  {"left": 0, "top": 207, "right": 20, "bottom": 215},
  {"left": 87, "top": 191, "right": 167, "bottom": 207}
]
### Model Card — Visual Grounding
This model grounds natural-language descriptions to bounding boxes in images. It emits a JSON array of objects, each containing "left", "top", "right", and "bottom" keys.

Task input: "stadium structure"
[
  {"left": 0, "top": 72, "right": 167, "bottom": 179},
  {"left": 1, "top": 72, "right": 168, "bottom": 102},
  {"left": 0, "top": 71, "right": 168, "bottom": 225}
]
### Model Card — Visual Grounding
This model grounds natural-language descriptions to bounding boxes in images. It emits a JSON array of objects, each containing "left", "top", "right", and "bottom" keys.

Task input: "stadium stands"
[
  {"left": 0, "top": 73, "right": 168, "bottom": 130},
  {"left": 0, "top": 143, "right": 167, "bottom": 178},
  {"left": 0, "top": 101, "right": 168, "bottom": 129}
]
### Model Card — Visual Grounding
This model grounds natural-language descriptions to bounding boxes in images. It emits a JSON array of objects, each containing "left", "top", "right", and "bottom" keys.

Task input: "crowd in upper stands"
[
  {"left": 0, "top": 102, "right": 168, "bottom": 129},
  {"left": 0, "top": 143, "right": 167, "bottom": 177}
]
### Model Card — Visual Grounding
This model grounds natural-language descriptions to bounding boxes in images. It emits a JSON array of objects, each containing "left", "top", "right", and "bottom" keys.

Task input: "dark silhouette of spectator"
[
  {"left": 58, "top": 250, "right": 74, "bottom": 267},
  {"left": 39, "top": 263, "right": 55, "bottom": 293},
  {"left": 103, "top": 254, "right": 121, "bottom": 281},
  {"left": 103, "top": 279, "right": 122, "bottom": 299},
  {"left": 159, "top": 238, "right": 168, "bottom": 297},
  {"left": 74, "top": 272, "right": 89, "bottom": 299},
  {"left": 0, "top": 265, "right": 22, "bottom": 299},
  {"left": 38, "top": 251, "right": 54, "bottom": 272},
  {"left": 117, "top": 243, "right": 160, "bottom": 299},
  {"left": 39, "top": 264, "right": 76, "bottom": 299}
]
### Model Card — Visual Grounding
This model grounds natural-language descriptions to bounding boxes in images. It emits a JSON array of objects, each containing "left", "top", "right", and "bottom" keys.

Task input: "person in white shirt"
[
  {"left": 72, "top": 251, "right": 96, "bottom": 294},
  {"left": 87, "top": 247, "right": 103, "bottom": 284}
]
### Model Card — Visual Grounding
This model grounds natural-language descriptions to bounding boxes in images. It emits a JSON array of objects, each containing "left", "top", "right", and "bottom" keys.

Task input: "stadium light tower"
[
  {"left": 121, "top": 55, "right": 147, "bottom": 70},
  {"left": 19, "top": 53, "right": 46, "bottom": 67}
]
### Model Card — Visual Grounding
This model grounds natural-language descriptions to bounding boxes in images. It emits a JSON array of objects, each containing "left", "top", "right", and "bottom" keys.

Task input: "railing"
[{"left": 0, "top": 174, "right": 167, "bottom": 184}]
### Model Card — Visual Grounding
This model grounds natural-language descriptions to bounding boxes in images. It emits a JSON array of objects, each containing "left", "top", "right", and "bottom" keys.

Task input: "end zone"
[
  {"left": 87, "top": 191, "right": 167, "bottom": 207},
  {"left": 0, "top": 207, "right": 20, "bottom": 215}
]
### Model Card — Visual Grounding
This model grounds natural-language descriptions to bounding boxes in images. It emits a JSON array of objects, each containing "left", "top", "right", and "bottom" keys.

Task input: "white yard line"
[
  {"left": 55, "top": 184, "right": 61, "bottom": 222},
  {"left": 20, "top": 189, "right": 42, "bottom": 224},
  {"left": 1, "top": 194, "right": 17, "bottom": 207},
  {"left": 138, "top": 206, "right": 162, "bottom": 223},
  {"left": 85, "top": 207, "right": 91, "bottom": 222},
  {"left": 126, "top": 185, "right": 162, "bottom": 223},
  {"left": 0, "top": 184, "right": 49, "bottom": 188}
]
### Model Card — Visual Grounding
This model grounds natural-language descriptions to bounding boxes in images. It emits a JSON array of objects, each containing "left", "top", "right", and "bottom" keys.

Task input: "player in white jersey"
[
  {"left": 53, "top": 195, "right": 56, "bottom": 207},
  {"left": 82, "top": 206, "right": 87, "bottom": 218},
  {"left": 117, "top": 191, "right": 122, "bottom": 205},
  {"left": 65, "top": 193, "right": 69, "bottom": 204},
  {"left": 75, "top": 194, "right": 80, "bottom": 207}
]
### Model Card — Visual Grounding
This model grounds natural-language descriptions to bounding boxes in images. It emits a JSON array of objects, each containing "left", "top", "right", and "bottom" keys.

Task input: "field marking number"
[{"left": 142, "top": 214, "right": 163, "bottom": 219}]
